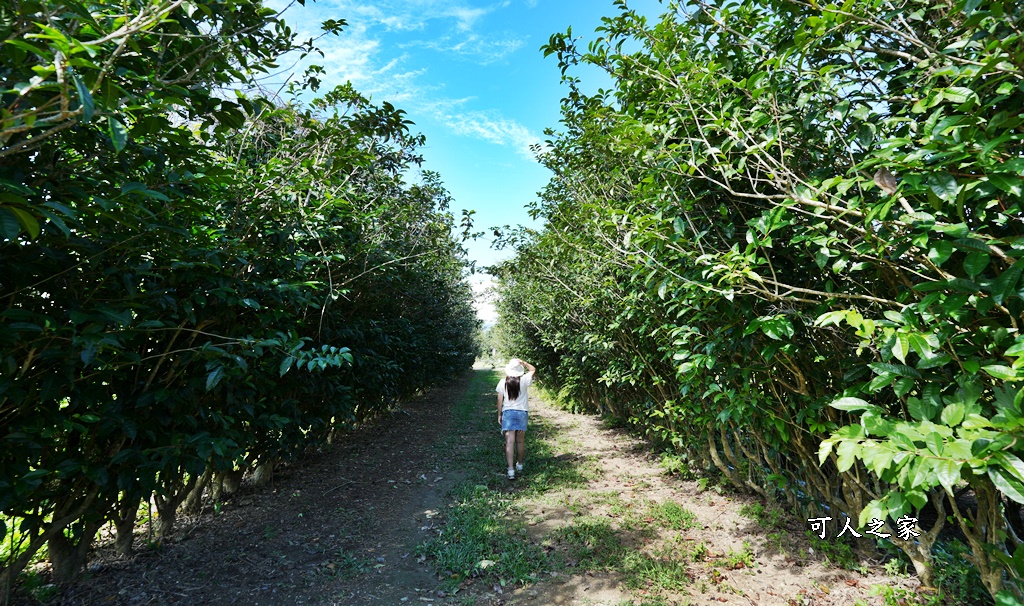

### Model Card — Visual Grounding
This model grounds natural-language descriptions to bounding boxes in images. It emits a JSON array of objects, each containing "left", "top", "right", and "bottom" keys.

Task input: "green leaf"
[
  {"left": 1007, "top": 338, "right": 1024, "bottom": 357},
  {"left": 892, "top": 333, "right": 909, "bottom": 363},
  {"left": 988, "top": 173, "right": 1023, "bottom": 197},
  {"left": 991, "top": 260, "right": 1024, "bottom": 305},
  {"left": 858, "top": 500, "right": 887, "bottom": 529},
  {"left": 71, "top": 72, "right": 94, "bottom": 123},
  {"left": 869, "top": 362, "right": 922, "bottom": 378},
  {"left": 925, "top": 432, "right": 943, "bottom": 456},
  {"left": 758, "top": 316, "right": 794, "bottom": 340},
  {"left": 108, "top": 116, "right": 128, "bottom": 153},
  {"left": 941, "top": 86, "right": 977, "bottom": 104},
  {"left": 964, "top": 252, "right": 990, "bottom": 278},
  {"left": 836, "top": 440, "right": 858, "bottom": 473},
  {"left": 818, "top": 438, "right": 837, "bottom": 465},
  {"left": 928, "top": 241, "right": 954, "bottom": 265},
  {"left": 989, "top": 466, "right": 1024, "bottom": 505},
  {"left": 206, "top": 367, "right": 224, "bottom": 391},
  {"left": 8, "top": 207, "right": 40, "bottom": 239},
  {"left": 936, "top": 459, "right": 962, "bottom": 494},
  {"left": 893, "top": 377, "right": 915, "bottom": 398},
  {"left": 0, "top": 208, "right": 21, "bottom": 240},
  {"left": 984, "top": 365, "right": 1019, "bottom": 380},
  {"left": 905, "top": 489, "right": 927, "bottom": 509},
  {"left": 908, "top": 333, "right": 934, "bottom": 358},
  {"left": 940, "top": 402, "right": 966, "bottom": 426},
  {"left": 830, "top": 397, "right": 872, "bottom": 412},
  {"left": 928, "top": 172, "right": 958, "bottom": 201},
  {"left": 279, "top": 356, "right": 294, "bottom": 376},
  {"left": 908, "top": 396, "right": 940, "bottom": 421}
]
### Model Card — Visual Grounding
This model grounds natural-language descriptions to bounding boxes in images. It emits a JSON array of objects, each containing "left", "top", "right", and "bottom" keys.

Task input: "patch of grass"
[
  {"left": 688, "top": 541, "right": 708, "bottom": 562},
  {"left": 870, "top": 584, "right": 942, "bottom": 606},
  {"left": 315, "top": 547, "right": 370, "bottom": 580},
  {"left": 419, "top": 371, "right": 703, "bottom": 603},
  {"left": 18, "top": 568, "right": 60, "bottom": 603},
  {"left": 418, "top": 484, "right": 550, "bottom": 588},
  {"left": 714, "top": 541, "right": 755, "bottom": 571},
  {"left": 619, "top": 598, "right": 672, "bottom": 606},
  {"left": 764, "top": 530, "right": 787, "bottom": 555},
  {"left": 551, "top": 517, "right": 624, "bottom": 570},
  {"left": 738, "top": 502, "right": 785, "bottom": 529},
  {"left": 621, "top": 550, "right": 691, "bottom": 591},
  {"left": 805, "top": 531, "right": 857, "bottom": 570},
  {"left": 646, "top": 500, "right": 700, "bottom": 531}
]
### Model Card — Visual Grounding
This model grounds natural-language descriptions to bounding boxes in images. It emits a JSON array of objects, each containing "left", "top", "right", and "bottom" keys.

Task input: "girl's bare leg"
[
  {"left": 515, "top": 430, "right": 526, "bottom": 466},
  {"left": 505, "top": 431, "right": 516, "bottom": 470}
]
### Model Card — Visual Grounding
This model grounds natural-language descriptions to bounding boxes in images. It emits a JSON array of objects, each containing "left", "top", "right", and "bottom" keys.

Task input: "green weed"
[
  {"left": 870, "top": 584, "right": 942, "bottom": 606},
  {"left": 18, "top": 568, "right": 60, "bottom": 603},
  {"left": 738, "top": 502, "right": 785, "bottom": 529},
  {"left": 646, "top": 500, "right": 700, "bottom": 531},
  {"left": 932, "top": 540, "right": 993, "bottom": 605},
  {"left": 805, "top": 531, "right": 857, "bottom": 570},
  {"left": 621, "top": 550, "right": 691, "bottom": 591},
  {"left": 715, "top": 542, "right": 755, "bottom": 571},
  {"left": 658, "top": 452, "right": 689, "bottom": 476},
  {"left": 551, "top": 517, "right": 623, "bottom": 569},
  {"left": 688, "top": 541, "right": 708, "bottom": 562},
  {"left": 417, "top": 484, "right": 550, "bottom": 588},
  {"left": 316, "top": 547, "right": 369, "bottom": 580}
]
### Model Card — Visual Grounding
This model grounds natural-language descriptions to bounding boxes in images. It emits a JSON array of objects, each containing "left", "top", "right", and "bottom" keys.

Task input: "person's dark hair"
[{"left": 505, "top": 376, "right": 521, "bottom": 401}]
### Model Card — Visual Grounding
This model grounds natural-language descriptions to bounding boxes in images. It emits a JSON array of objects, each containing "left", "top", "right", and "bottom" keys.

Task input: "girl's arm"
[
  {"left": 496, "top": 389, "right": 504, "bottom": 425},
  {"left": 521, "top": 360, "right": 536, "bottom": 376}
]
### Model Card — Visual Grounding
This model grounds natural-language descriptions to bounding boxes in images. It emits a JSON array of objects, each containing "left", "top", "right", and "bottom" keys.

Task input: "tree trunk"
[
  {"left": 47, "top": 517, "right": 103, "bottom": 584},
  {"left": 183, "top": 468, "right": 213, "bottom": 515},
  {"left": 112, "top": 496, "right": 141, "bottom": 558},
  {"left": 251, "top": 460, "right": 275, "bottom": 487},
  {"left": 154, "top": 474, "right": 197, "bottom": 540}
]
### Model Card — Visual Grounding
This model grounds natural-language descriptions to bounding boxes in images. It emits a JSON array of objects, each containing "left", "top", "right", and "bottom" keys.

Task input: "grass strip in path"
[
  {"left": 418, "top": 369, "right": 598, "bottom": 591},
  {"left": 418, "top": 371, "right": 695, "bottom": 604}
]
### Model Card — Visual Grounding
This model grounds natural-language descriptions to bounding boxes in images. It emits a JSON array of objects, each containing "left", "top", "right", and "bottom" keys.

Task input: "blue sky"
[{"left": 266, "top": 0, "right": 666, "bottom": 321}]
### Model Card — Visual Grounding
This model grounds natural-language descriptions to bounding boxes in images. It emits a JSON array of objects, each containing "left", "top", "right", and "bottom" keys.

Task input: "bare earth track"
[{"left": 42, "top": 370, "right": 919, "bottom": 606}]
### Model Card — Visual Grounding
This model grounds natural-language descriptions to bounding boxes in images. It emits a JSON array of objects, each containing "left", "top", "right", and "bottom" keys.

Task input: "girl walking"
[{"left": 496, "top": 358, "right": 536, "bottom": 480}]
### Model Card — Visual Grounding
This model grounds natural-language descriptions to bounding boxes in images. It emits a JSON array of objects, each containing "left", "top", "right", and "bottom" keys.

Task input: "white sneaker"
[
  {"left": 507, "top": 468, "right": 515, "bottom": 480},
  {"left": 515, "top": 462, "right": 524, "bottom": 474}
]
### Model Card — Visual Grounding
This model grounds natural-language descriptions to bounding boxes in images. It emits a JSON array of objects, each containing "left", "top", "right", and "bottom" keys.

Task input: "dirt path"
[
  {"left": 54, "top": 374, "right": 477, "bottom": 606},
  {"left": 46, "top": 370, "right": 914, "bottom": 606},
  {"left": 498, "top": 389, "right": 908, "bottom": 606}
]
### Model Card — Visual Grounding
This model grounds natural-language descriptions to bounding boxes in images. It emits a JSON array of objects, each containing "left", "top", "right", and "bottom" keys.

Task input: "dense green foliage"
[
  {"left": 495, "top": 0, "right": 1024, "bottom": 600},
  {"left": 0, "top": 0, "right": 477, "bottom": 587}
]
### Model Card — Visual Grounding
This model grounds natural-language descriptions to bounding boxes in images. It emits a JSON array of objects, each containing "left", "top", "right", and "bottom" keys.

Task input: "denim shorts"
[{"left": 501, "top": 409, "right": 528, "bottom": 432}]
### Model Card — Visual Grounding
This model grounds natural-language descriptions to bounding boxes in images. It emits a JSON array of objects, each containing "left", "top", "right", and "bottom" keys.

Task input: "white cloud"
[
  {"left": 402, "top": 33, "right": 524, "bottom": 64},
  {"left": 447, "top": 6, "right": 490, "bottom": 31},
  {"left": 439, "top": 111, "right": 543, "bottom": 160},
  {"left": 265, "top": 1, "right": 543, "bottom": 159},
  {"left": 322, "top": 0, "right": 505, "bottom": 33}
]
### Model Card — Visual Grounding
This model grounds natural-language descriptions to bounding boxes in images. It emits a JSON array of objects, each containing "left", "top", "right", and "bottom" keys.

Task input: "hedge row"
[
  {"left": 0, "top": 0, "right": 477, "bottom": 587},
  {"left": 494, "top": 0, "right": 1024, "bottom": 600}
]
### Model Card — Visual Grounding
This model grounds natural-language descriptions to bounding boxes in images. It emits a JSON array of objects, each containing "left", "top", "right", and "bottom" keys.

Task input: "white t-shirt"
[{"left": 496, "top": 373, "right": 532, "bottom": 411}]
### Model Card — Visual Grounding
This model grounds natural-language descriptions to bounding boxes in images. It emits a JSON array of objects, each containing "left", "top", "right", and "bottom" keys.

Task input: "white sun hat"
[{"left": 504, "top": 359, "right": 526, "bottom": 377}]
